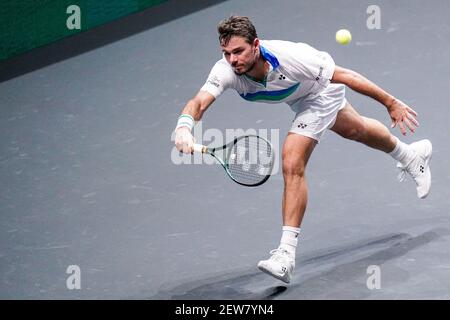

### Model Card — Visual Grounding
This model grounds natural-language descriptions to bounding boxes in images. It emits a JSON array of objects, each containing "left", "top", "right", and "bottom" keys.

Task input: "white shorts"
[{"left": 289, "top": 84, "right": 347, "bottom": 143}]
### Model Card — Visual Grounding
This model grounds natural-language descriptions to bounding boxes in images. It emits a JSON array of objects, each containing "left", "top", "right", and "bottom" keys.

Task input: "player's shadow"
[{"left": 147, "top": 228, "right": 447, "bottom": 300}]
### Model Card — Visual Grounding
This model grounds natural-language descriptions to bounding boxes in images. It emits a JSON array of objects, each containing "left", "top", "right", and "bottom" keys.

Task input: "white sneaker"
[
  {"left": 397, "top": 139, "right": 432, "bottom": 199},
  {"left": 257, "top": 248, "right": 295, "bottom": 283}
]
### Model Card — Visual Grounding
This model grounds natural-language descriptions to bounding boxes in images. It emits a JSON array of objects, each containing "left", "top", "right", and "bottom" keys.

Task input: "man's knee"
[
  {"left": 340, "top": 120, "right": 367, "bottom": 142},
  {"left": 282, "top": 156, "right": 306, "bottom": 178},
  {"left": 345, "top": 127, "right": 365, "bottom": 141},
  {"left": 282, "top": 133, "right": 316, "bottom": 179},
  {"left": 332, "top": 104, "right": 368, "bottom": 142}
]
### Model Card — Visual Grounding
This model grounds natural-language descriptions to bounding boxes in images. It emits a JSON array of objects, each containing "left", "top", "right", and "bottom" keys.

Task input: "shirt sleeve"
[
  {"left": 200, "top": 60, "right": 235, "bottom": 98},
  {"left": 286, "top": 42, "right": 336, "bottom": 89}
]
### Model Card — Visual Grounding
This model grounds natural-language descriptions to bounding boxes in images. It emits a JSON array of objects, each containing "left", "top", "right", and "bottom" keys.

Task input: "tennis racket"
[{"left": 193, "top": 135, "right": 275, "bottom": 187}]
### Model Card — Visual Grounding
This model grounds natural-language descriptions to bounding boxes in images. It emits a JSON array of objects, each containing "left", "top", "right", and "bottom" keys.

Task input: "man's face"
[{"left": 221, "top": 36, "right": 259, "bottom": 75}]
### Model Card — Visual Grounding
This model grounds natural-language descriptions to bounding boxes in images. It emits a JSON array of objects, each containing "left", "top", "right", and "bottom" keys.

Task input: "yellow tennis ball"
[{"left": 336, "top": 29, "right": 352, "bottom": 45}]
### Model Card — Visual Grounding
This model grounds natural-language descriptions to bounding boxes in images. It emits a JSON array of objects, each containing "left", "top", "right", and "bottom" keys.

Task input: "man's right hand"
[{"left": 175, "top": 127, "right": 195, "bottom": 154}]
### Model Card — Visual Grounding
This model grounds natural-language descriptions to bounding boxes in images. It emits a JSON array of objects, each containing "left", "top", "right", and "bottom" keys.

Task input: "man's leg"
[
  {"left": 330, "top": 102, "right": 432, "bottom": 198},
  {"left": 330, "top": 102, "right": 396, "bottom": 152},
  {"left": 281, "top": 133, "right": 317, "bottom": 227},
  {"left": 257, "top": 133, "right": 316, "bottom": 283}
]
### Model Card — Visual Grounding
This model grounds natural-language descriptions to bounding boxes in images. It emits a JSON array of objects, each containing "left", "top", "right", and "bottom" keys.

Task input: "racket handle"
[{"left": 193, "top": 143, "right": 207, "bottom": 153}]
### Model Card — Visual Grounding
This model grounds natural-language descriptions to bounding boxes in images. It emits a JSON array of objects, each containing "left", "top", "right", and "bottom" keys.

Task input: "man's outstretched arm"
[
  {"left": 174, "top": 90, "right": 215, "bottom": 153},
  {"left": 331, "top": 66, "right": 419, "bottom": 135}
]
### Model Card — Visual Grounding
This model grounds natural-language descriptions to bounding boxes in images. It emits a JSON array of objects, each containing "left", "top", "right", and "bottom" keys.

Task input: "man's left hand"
[{"left": 388, "top": 99, "right": 419, "bottom": 135}]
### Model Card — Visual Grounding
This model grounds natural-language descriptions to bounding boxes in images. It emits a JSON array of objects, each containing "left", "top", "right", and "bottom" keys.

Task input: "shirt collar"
[{"left": 259, "top": 44, "right": 279, "bottom": 70}]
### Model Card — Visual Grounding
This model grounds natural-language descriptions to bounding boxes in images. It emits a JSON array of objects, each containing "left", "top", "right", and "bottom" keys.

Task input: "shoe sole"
[
  {"left": 417, "top": 139, "right": 432, "bottom": 199},
  {"left": 257, "top": 263, "right": 291, "bottom": 283}
]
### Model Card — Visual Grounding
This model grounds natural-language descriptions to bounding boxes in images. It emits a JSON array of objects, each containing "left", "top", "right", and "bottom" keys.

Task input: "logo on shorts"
[
  {"left": 278, "top": 74, "right": 286, "bottom": 80},
  {"left": 297, "top": 123, "right": 308, "bottom": 129}
]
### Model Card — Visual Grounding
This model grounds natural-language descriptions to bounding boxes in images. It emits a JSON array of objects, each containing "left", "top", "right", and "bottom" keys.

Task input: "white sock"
[
  {"left": 279, "top": 226, "right": 300, "bottom": 256},
  {"left": 389, "top": 137, "right": 415, "bottom": 165}
]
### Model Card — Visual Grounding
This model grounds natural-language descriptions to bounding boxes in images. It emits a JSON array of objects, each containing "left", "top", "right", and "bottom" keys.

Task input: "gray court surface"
[{"left": 1, "top": 0, "right": 450, "bottom": 299}]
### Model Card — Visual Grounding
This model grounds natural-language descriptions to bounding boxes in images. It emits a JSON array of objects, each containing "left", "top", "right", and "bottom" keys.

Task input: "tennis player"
[{"left": 173, "top": 16, "right": 432, "bottom": 283}]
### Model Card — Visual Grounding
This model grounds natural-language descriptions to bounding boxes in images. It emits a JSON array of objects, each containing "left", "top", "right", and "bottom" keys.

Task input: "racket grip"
[{"left": 193, "top": 143, "right": 207, "bottom": 153}]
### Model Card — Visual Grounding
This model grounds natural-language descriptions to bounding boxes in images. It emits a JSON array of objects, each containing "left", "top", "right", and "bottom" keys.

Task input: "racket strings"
[{"left": 226, "top": 136, "right": 274, "bottom": 186}]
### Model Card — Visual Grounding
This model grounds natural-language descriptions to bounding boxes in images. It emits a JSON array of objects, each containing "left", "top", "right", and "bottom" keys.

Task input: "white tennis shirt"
[{"left": 200, "top": 40, "right": 336, "bottom": 107}]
